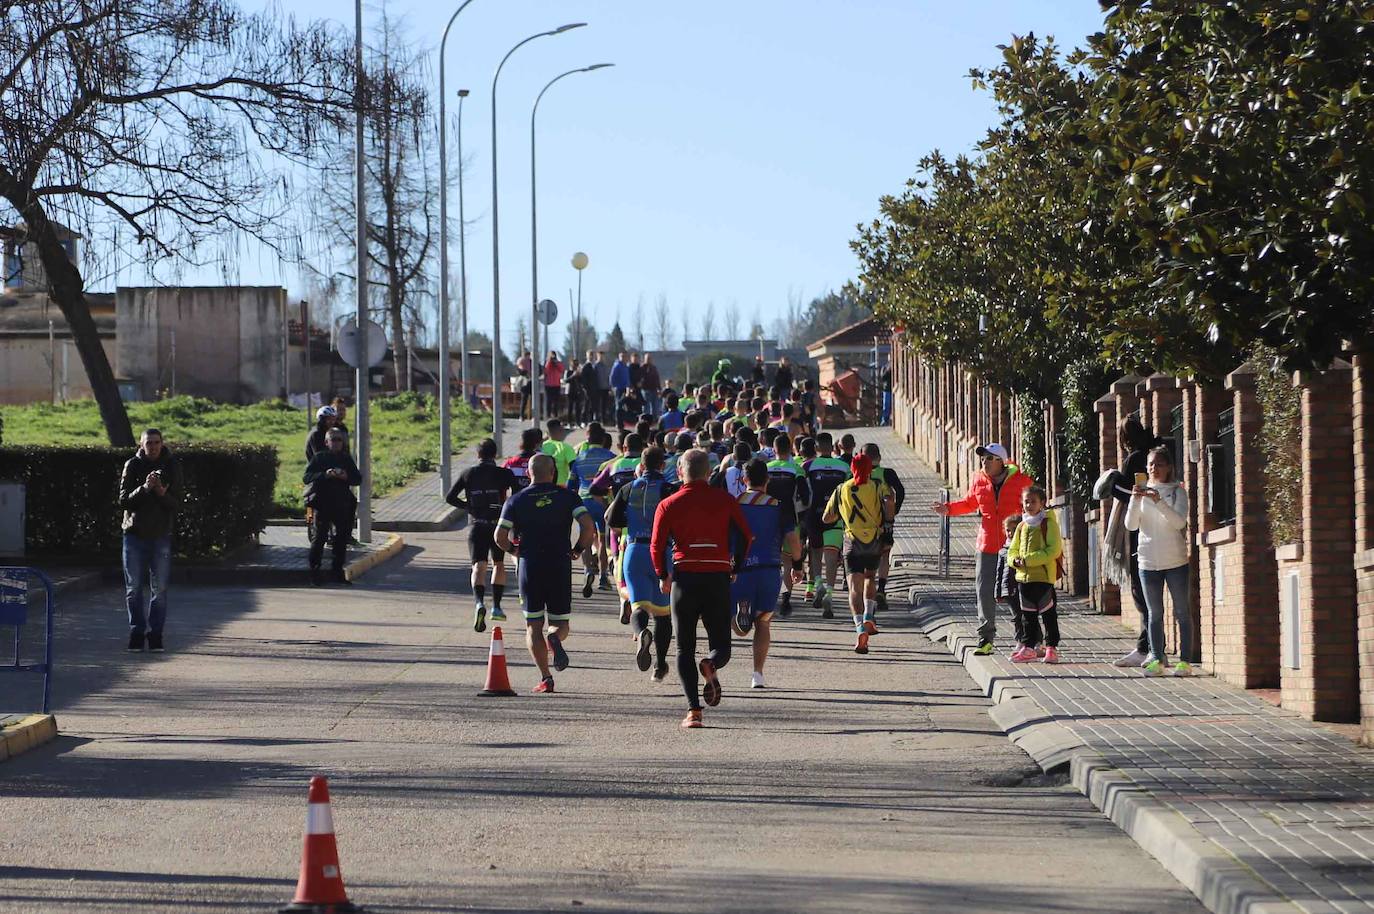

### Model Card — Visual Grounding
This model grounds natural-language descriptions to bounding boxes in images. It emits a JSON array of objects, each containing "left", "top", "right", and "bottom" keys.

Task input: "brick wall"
[
  {"left": 1092, "top": 393, "right": 1121, "bottom": 615},
  {"left": 1351, "top": 352, "right": 1374, "bottom": 745}
]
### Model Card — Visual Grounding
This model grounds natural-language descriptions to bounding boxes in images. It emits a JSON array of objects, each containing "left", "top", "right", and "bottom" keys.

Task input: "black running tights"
[{"left": 671, "top": 572, "right": 732, "bottom": 708}]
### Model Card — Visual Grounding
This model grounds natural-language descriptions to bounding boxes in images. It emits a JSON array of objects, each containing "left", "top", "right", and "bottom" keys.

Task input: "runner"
[
  {"left": 765, "top": 433, "right": 810, "bottom": 619},
  {"left": 503, "top": 427, "right": 544, "bottom": 491},
  {"left": 541, "top": 419, "right": 577, "bottom": 487},
  {"left": 650, "top": 448, "right": 753, "bottom": 729},
  {"left": 589, "top": 432, "right": 645, "bottom": 624},
  {"left": 863, "top": 442, "right": 906, "bottom": 612},
  {"left": 931, "top": 443, "right": 1033, "bottom": 655},
  {"left": 445, "top": 438, "right": 518, "bottom": 631},
  {"left": 568, "top": 426, "right": 616, "bottom": 596},
  {"left": 495, "top": 454, "right": 595, "bottom": 694},
  {"left": 823, "top": 451, "right": 895, "bottom": 654},
  {"left": 733, "top": 459, "right": 803, "bottom": 688},
  {"left": 803, "top": 432, "right": 851, "bottom": 617},
  {"left": 605, "top": 447, "right": 679, "bottom": 680}
]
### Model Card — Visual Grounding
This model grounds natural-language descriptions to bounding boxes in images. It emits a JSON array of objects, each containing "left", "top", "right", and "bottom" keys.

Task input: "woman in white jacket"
[{"left": 1124, "top": 446, "right": 1193, "bottom": 677}]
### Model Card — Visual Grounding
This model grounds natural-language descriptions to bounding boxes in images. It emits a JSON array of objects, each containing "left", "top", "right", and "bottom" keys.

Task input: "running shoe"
[
  {"left": 854, "top": 632, "right": 870, "bottom": 654},
  {"left": 821, "top": 590, "right": 834, "bottom": 619},
  {"left": 805, "top": 583, "right": 816, "bottom": 604},
  {"left": 681, "top": 708, "right": 704, "bottom": 729},
  {"left": 863, "top": 618, "right": 880, "bottom": 636},
  {"left": 699, "top": 658, "right": 721, "bottom": 707},
  {"left": 973, "top": 641, "right": 995, "bottom": 656},
  {"left": 598, "top": 575, "right": 612, "bottom": 591},
  {"left": 635, "top": 629, "right": 653, "bottom": 672},
  {"left": 1141, "top": 659, "right": 1166, "bottom": 677},
  {"left": 1172, "top": 661, "right": 1193, "bottom": 677},
  {"left": 811, "top": 584, "right": 824, "bottom": 608},
  {"left": 126, "top": 633, "right": 145, "bottom": 653},
  {"left": 778, "top": 592, "right": 793, "bottom": 619},
  {"left": 490, "top": 607, "right": 507, "bottom": 622},
  {"left": 750, "top": 671, "right": 766, "bottom": 689},
  {"left": 1009, "top": 645, "right": 1038, "bottom": 663},
  {"left": 876, "top": 592, "right": 888, "bottom": 613},
  {"left": 534, "top": 676, "right": 556, "bottom": 694},
  {"left": 1113, "top": 649, "right": 1147, "bottom": 668},
  {"left": 582, "top": 573, "right": 594, "bottom": 599},
  {"left": 473, "top": 602, "right": 487, "bottom": 633},
  {"left": 652, "top": 659, "right": 670, "bottom": 682},
  {"left": 1036, "top": 646, "right": 1047, "bottom": 658},
  {"left": 734, "top": 602, "right": 753, "bottom": 636},
  {"left": 1043, "top": 646, "right": 1060, "bottom": 664},
  {"left": 548, "top": 633, "right": 570, "bottom": 672},
  {"left": 619, "top": 599, "right": 632, "bottom": 625}
]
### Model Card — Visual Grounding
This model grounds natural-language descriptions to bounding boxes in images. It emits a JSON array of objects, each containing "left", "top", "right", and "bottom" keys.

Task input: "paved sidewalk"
[
  {"left": 372, "top": 470, "right": 458, "bottom": 531},
  {"left": 859, "top": 422, "right": 1374, "bottom": 914}
]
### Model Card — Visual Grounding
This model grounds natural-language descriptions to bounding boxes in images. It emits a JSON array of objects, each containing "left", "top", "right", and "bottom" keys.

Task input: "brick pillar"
[
  {"left": 1112, "top": 375, "right": 1143, "bottom": 443},
  {"left": 1093, "top": 392, "right": 1121, "bottom": 615},
  {"left": 1353, "top": 352, "right": 1374, "bottom": 746},
  {"left": 1216, "top": 367, "right": 1279, "bottom": 686},
  {"left": 1145, "top": 374, "right": 1182, "bottom": 443},
  {"left": 999, "top": 390, "right": 1015, "bottom": 454},
  {"left": 1284, "top": 365, "right": 1358, "bottom": 722},
  {"left": 1191, "top": 382, "right": 1225, "bottom": 665}
]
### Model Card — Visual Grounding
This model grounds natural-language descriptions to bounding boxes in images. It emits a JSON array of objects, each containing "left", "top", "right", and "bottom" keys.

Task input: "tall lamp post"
[
  {"left": 437, "top": 0, "right": 480, "bottom": 496},
  {"left": 571, "top": 251, "right": 588, "bottom": 362},
  {"left": 530, "top": 63, "right": 613, "bottom": 425},
  {"left": 490, "top": 23, "right": 586, "bottom": 456},
  {"left": 456, "top": 88, "right": 471, "bottom": 411},
  {"left": 354, "top": 0, "right": 371, "bottom": 542}
]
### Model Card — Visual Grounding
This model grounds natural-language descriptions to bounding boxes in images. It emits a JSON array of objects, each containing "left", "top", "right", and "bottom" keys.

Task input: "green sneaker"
[
  {"left": 473, "top": 602, "right": 487, "bottom": 633},
  {"left": 973, "top": 641, "right": 994, "bottom": 656},
  {"left": 1141, "top": 659, "right": 1165, "bottom": 677},
  {"left": 490, "top": 606, "right": 507, "bottom": 622},
  {"left": 1172, "top": 661, "right": 1193, "bottom": 677}
]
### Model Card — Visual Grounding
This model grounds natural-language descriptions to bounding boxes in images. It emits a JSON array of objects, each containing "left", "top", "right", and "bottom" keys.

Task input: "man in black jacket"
[
  {"left": 118, "top": 428, "right": 183, "bottom": 653},
  {"left": 303, "top": 428, "right": 362, "bottom": 585}
]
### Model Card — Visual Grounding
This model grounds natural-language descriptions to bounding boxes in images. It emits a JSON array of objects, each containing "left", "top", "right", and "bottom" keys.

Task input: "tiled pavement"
[
  {"left": 849, "top": 424, "right": 1374, "bottom": 914},
  {"left": 372, "top": 470, "right": 458, "bottom": 531}
]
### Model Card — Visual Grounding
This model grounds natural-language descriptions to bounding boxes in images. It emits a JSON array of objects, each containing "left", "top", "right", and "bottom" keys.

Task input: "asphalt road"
[{"left": 0, "top": 533, "right": 1205, "bottom": 913}]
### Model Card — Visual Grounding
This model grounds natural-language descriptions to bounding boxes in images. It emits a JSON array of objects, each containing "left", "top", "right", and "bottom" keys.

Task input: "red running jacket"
[
  {"left": 651, "top": 480, "right": 753, "bottom": 578},
  {"left": 945, "top": 464, "right": 1034, "bottom": 555}
]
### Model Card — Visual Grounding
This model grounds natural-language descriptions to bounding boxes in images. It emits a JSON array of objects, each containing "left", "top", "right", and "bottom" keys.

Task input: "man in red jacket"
[
  {"left": 651, "top": 448, "right": 753, "bottom": 729},
  {"left": 931, "top": 443, "right": 1033, "bottom": 655}
]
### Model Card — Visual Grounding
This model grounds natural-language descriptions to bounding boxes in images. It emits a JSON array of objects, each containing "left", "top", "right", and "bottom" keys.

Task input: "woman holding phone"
[
  {"left": 1109, "top": 416, "right": 1167, "bottom": 667},
  {"left": 1124, "top": 446, "right": 1193, "bottom": 676}
]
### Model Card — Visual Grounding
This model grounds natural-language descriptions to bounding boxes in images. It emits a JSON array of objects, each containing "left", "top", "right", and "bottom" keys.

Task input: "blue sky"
[{"left": 147, "top": 1, "right": 1109, "bottom": 352}]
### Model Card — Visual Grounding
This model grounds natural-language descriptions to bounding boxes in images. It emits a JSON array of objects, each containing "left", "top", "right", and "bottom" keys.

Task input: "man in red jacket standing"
[
  {"left": 931, "top": 443, "right": 1032, "bottom": 656},
  {"left": 651, "top": 448, "right": 753, "bottom": 729}
]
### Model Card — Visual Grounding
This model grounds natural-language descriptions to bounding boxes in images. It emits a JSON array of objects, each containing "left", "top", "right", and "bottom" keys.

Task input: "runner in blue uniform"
[
  {"left": 589, "top": 433, "right": 645, "bottom": 625},
  {"left": 732, "top": 459, "right": 803, "bottom": 689},
  {"left": 605, "top": 447, "right": 679, "bottom": 680},
  {"left": 496, "top": 454, "right": 595, "bottom": 694},
  {"left": 569, "top": 425, "right": 616, "bottom": 597}
]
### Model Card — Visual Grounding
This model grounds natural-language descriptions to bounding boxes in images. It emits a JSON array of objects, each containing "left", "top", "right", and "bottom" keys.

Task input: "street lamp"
[
  {"left": 437, "top": 0, "right": 480, "bottom": 497},
  {"left": 530, "top": 62, "right": 613, "bottom": 424},
  {"left": 572, "top": 251, "right": 588, "bottom": 361},
  {"left": 353, "top": 0, "right": 371, "bottom": 542},
  {"left": 490, "top": 23, "right": 586, "bottom": 456},
  {"left": 456, "top": 88, "right": 471, "bottom": 413}
]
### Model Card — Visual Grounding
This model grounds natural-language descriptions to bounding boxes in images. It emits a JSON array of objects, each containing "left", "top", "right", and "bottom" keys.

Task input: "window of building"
[
  {"left": 1207, "top": 406, "right": 1236, "bottom": 525},
  {"left": 3, "top": 243, "right": 22, "bottom": 289},
  {"left": 1171, "top": 403, "right": 1185, "bottom": 468}
]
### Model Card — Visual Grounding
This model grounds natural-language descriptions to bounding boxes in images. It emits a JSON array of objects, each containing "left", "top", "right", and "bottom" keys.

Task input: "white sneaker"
[
  {"left": 1113, "top": 649, "right": 1148, "bottom": 668},
  {"left": 750, "top": 671, "right": 766, "bottom": 689}
]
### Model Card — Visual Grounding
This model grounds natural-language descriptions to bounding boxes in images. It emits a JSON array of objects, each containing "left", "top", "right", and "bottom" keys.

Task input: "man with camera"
[
  {"left": 118, "top": 428, "right": 183, "bottom": 653},
  {"left": 303, "top": 427, "right": 362, "bottom": 586}
]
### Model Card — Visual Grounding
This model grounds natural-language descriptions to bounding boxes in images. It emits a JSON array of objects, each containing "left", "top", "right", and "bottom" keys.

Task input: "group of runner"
[{"left": 443, "top": 378, "right": 906, "bottom": 728}]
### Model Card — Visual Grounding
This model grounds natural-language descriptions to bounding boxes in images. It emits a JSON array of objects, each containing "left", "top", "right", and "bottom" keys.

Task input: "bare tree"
[
  {"left": 679, "top": 302, "right": 692, "bottom": 346},
  {"left": 725, "top": 300, "right": 741, "bottom": 339},
  {"left": 700, "top": 300, "right": 716, "bottom": 341},
  {"left": 307, "top": 6, "right": 433, "bottom": 392},
  {"left": 653, "top": 293, "right": 672, "bottom": 349},
  {"left": 631, "top": 293, "right": 646, "bottom": 351},
  {"left": 0, "top": 0, "right": 354, "bottom": 444}
]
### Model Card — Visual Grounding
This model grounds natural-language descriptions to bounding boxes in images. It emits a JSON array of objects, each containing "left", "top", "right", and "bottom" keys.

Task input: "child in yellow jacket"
[{"left": 1007, "top": 485, "right": 1063, "bottom": 664}]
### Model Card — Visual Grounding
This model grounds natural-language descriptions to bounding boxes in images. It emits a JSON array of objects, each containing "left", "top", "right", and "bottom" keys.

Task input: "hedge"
[{"left": 0, "top": 444, "right": 278, "bottom": 559}]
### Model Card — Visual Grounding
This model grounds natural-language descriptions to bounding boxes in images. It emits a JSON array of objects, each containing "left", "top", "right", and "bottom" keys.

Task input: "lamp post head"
[
  {"left": 553, "top": 22, "right": 587, "bottom": 34},
  {"left": 583, "top": 63, "right": 614, "bottom": 72},
  {"left": 572, "top": 252, "right": 589, "bottom": 271},
  {"left": 457, "top": 88, "right": 470, "bottom": 97}
]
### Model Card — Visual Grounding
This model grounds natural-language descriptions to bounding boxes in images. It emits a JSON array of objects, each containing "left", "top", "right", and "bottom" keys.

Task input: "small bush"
[
  {"left": 1251, "top": 344, "right": 1303, "bottom": 546},
  {"left": 0, "top": 443, "right": 277, "bottom": 559}
]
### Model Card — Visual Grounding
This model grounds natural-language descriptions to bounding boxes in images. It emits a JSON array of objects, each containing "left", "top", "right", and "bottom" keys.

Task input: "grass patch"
[{"left": 0, "top": 393, "right": 490, "bottom": 517}]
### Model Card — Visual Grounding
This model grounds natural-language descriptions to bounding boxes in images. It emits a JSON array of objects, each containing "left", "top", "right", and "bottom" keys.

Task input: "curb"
[
  {"left": 373, "top": 506, "right": 460, "bottom": 533},
  {"left": 910, "top": 598, "right": 1299, "bottom": 914},
  {"left": 0, "top": 714, "right": 58, "bottom": 763},
  {"left": 345, "top": 533, "right": 405, "bottom": 582}
]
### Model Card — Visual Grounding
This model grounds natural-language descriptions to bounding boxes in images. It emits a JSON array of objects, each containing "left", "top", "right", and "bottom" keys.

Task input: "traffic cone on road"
[
  {"left": 478, "top": 626, "right": 517, "bottom": 696},
  {"left": 280, "top": 776, "right": 363, "bottom": 913}
]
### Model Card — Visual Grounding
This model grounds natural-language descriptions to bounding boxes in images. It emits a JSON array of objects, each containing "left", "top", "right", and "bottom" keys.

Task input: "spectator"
[
  {"left": 579, "top": 353, "right": 600, "bottom": 425},
  {"left": 303, "top": 427, "right": 362, "bottom": 586},
  {"left": 1110, "top": 415, "right": 1168, "bottom": 668},
  {"left": 751, "top": 355, "right": 766, "bottom": 385},
  {"left": 331, "top": 397, "right": 351, "bottom": 452},
  {"left": 305, "top": 406, "right": 337, "bottom": 463},
  {"left": 774, "top": 355, "right": 794, "bottom": 392},
  {"left": 711, "top": 358, "right": 732, "bottom": 386},
  {"left": 564, "top": 357, "right": 581, "bottom": 425},
  {"left": 544, "top": 350, "right": 564, "bottom": 418},
  {"left": 629, "top": 352, "right": 644, "bottom": 390},
  {"left": 594, "top": 350, "right": 613, "bottom": 423},
  {"left": 1126, "top": 446, "right": 1194, "bottom": 677},
  {"left": 119, "top": 428, "right": 183, "bottom": 653},
  {"left": 880, "top": 365, "right": 893, "bottom": 426},
  {"left": 610, "top": 351, "right": 632, "bottom": 425},
  {"left": 517, "top": 349, "right": 533, "bottom": 377},
  {"left": 640, "top": 353, "right": 663, "bottom": 418}
]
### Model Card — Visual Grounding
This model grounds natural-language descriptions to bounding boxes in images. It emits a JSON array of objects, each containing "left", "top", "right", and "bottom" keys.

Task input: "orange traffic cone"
[
  {"left": 479, "top": 625, "right": 518, "bottom": 696},
  {"left": 280, "top": 776, "right": 364, "bottom": 913}
]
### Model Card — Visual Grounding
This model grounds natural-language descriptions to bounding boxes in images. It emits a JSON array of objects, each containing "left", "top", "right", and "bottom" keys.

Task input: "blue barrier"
[{"left": 1, "top": 567, "right": 55, "bottom": 713}]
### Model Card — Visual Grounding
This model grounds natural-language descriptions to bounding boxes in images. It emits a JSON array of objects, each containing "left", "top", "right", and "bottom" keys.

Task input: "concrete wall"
[{"left": 0, "top": 335, "right": 115, "bottom": 404}]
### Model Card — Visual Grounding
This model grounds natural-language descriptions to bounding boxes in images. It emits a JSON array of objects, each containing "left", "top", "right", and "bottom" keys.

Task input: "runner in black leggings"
[{"left": 650, "top": 448, "right": 753, "bottom": 729}]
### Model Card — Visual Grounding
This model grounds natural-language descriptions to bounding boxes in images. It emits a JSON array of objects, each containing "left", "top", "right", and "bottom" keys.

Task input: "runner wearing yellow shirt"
[
  {"left": 822, "top": 452, "right": 894, "bottom": 655},
  {"left": 541, "top": 419, "right": 577, "bottom": 487}
]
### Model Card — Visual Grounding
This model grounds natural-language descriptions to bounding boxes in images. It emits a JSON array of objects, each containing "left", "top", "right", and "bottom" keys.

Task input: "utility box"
[{"left": 0, "top": 482, "right": 25, "bottom": 556}]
